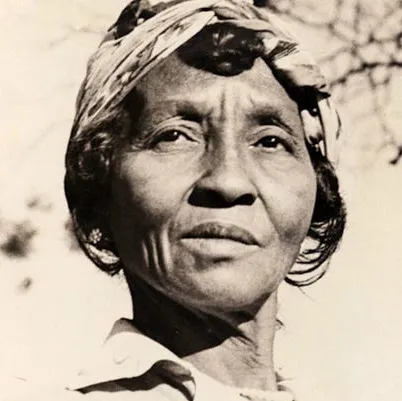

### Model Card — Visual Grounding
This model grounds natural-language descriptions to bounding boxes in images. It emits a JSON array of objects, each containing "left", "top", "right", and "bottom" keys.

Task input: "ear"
[{"left": 72, "top": 211, "right": 122, "bottom": 275}]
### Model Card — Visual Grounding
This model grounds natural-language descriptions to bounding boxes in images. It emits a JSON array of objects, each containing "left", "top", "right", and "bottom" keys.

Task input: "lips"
[{"left": 181, "top": 222, "right": 259, "bottom": 246}]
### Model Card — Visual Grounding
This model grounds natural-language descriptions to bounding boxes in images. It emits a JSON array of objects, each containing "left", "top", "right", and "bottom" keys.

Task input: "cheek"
[
  {"left": 111, "top": 152, "right": 203, "bottom": 241},
  {"left": 111, "top": 153, "right": 196, "bottom": 226},
  {"left": 109, "top": 157, "right": 181, "bottom": 283},
  {"left": 260, "top": 166, "right": 317, "bottom": 245}
]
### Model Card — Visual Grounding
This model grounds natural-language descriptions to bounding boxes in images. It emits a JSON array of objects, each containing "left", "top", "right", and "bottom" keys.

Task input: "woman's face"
[{"left": 110, "top": 54, "right": 317, "bottom": 313}]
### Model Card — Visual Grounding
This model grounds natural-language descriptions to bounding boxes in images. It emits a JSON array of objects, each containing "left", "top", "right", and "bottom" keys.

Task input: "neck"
[{"left": 129, "top": 278, "right": 279, "bottom": 391}]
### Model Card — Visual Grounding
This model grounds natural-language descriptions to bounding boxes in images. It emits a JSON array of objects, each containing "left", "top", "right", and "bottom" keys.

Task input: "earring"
[
  {"left": 85, "top": 227, "right": 120, "bottom": 266},
  {"left": 88, "top": 228, "right": 102, "bottom": 245}
]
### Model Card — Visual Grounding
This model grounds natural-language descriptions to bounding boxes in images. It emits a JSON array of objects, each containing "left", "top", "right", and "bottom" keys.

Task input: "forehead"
[{"left": 129, "top": 52, "right": 301, "bottom": 126}]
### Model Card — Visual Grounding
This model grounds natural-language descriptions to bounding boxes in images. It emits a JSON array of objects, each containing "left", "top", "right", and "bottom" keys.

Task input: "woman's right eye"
[
  {"left": 156, "top": 130, "right": 186, "bottom": 143},
  {"left": 151, "top": 129, "right": 197, "bottom": 152}
]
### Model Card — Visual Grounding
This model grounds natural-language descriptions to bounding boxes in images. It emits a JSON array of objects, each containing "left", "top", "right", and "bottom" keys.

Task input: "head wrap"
[{"left": 72, "top": 0, "right": 342, "bottom": 165}]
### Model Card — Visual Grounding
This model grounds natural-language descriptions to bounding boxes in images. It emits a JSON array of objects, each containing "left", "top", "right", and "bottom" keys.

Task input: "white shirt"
[{"left": 4, "top": 319, "right": 293, "bottom": 401}]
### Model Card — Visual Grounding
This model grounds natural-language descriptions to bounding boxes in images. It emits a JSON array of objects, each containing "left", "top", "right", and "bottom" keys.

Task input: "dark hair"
[
  {"left": 177, "top": 24, "right": 265, "bottom": 76},
  {"left": 65, "top": 23, "right": 346, "bottom": 285}
]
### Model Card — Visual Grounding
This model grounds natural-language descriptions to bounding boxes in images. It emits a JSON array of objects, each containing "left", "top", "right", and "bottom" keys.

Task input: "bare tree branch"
[{"left": 267, "top": 0, "right": 402, "bottom": 164}]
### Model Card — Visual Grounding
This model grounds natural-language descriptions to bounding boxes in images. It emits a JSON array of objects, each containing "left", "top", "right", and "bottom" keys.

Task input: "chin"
[{"left": 168, "top": 262, "right": 282, "bottom": 313}]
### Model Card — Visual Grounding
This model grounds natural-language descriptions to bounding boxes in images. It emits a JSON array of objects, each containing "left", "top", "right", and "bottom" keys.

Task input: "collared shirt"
[
  {"left": 67, "top": 319, "right": 293, "bottom": 400},
  {"left": 5, "top": 319, "right": 293, "bottom": 401}
]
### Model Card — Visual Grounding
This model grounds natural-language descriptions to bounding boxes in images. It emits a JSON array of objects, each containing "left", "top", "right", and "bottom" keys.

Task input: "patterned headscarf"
[{"left": 72, "top": 0, "right": 342, "bottom": 165}]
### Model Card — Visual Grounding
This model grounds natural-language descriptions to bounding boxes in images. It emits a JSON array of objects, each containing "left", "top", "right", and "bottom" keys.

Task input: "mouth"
[
  {"left": 179, "top": 222, "right": 260, "bottom": 260},
  {"left": 182, "top": 222, "right": 259, "bottom": 245}
]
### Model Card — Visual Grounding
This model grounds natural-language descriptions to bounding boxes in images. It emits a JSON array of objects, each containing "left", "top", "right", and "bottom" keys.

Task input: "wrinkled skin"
[{"left": 110, "top": 53, "right": 317, "bottom": 314}]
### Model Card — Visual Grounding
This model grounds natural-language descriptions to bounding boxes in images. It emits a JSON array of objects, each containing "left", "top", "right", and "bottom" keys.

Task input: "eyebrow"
[
  {"left": 146, "top": 98, "right": 207, "bottom": 125},
  {"left": 251, "top": 109, "right": 297, "bottom": 136},
  {"left": 163, "top": 97, "right": 210, "bottom": 115},
  {"left": 147, "top": 96, "right": 298, "bottom": 136}
]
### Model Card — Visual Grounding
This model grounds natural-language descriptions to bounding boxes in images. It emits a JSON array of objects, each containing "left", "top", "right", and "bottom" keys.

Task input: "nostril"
[
  {"left": 188, "top": 188, "right": 256, "bottom": 208},
  {"left": 236, "top": 193, "right": 255, "bottom": 206},
  {"left": 188, "top": 189, "right": 225, "bottom": 208}
]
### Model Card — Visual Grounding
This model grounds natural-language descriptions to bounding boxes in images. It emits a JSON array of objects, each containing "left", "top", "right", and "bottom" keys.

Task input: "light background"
[{"left": 0, "top": 1, "right": 401, "bottom": 400}]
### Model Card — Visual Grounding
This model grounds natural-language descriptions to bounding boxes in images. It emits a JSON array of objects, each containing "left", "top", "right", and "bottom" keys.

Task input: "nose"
[{"left": 189, "top": 145, "right": 257, "bottom": 208}]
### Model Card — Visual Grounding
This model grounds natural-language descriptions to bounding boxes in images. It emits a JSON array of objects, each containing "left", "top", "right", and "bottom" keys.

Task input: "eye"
[
  {"left": 151, "top": 129, "right": 197, "bottom": 152},
  {"left": 253, "top": 136, "right": 287, "bottom": 152},
  {"left": 156, "top": 130, "right": 186, "bottom": 142}
]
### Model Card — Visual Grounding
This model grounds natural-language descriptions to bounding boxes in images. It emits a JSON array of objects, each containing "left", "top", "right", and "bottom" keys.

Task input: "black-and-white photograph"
[{"left": 1, "top": 1, "right": 401, "bottom": 400}]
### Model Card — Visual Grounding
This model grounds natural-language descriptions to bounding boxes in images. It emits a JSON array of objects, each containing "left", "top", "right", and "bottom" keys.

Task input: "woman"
[{"left": 61, "top": 0, "right": 346, "bottom": 400}]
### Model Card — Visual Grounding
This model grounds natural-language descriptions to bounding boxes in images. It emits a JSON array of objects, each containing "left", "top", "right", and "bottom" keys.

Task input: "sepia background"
[{"left": 0, "top": 1, "right": 401, "bottom": 400}]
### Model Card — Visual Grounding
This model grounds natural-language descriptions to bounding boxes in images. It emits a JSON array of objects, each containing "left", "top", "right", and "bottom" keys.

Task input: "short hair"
[{"left": 65, "top": 23, "right": 346, "bottom": 286}]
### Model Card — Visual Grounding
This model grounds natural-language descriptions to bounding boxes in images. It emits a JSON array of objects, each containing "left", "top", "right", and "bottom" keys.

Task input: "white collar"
[{"left": 66, "top": 318, "right": 293, "bottom": 401}]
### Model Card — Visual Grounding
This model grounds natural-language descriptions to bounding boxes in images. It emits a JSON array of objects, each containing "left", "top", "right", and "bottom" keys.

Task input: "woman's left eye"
[{"left": 253, "top": 136, "right": 287, "bottom": 152}]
